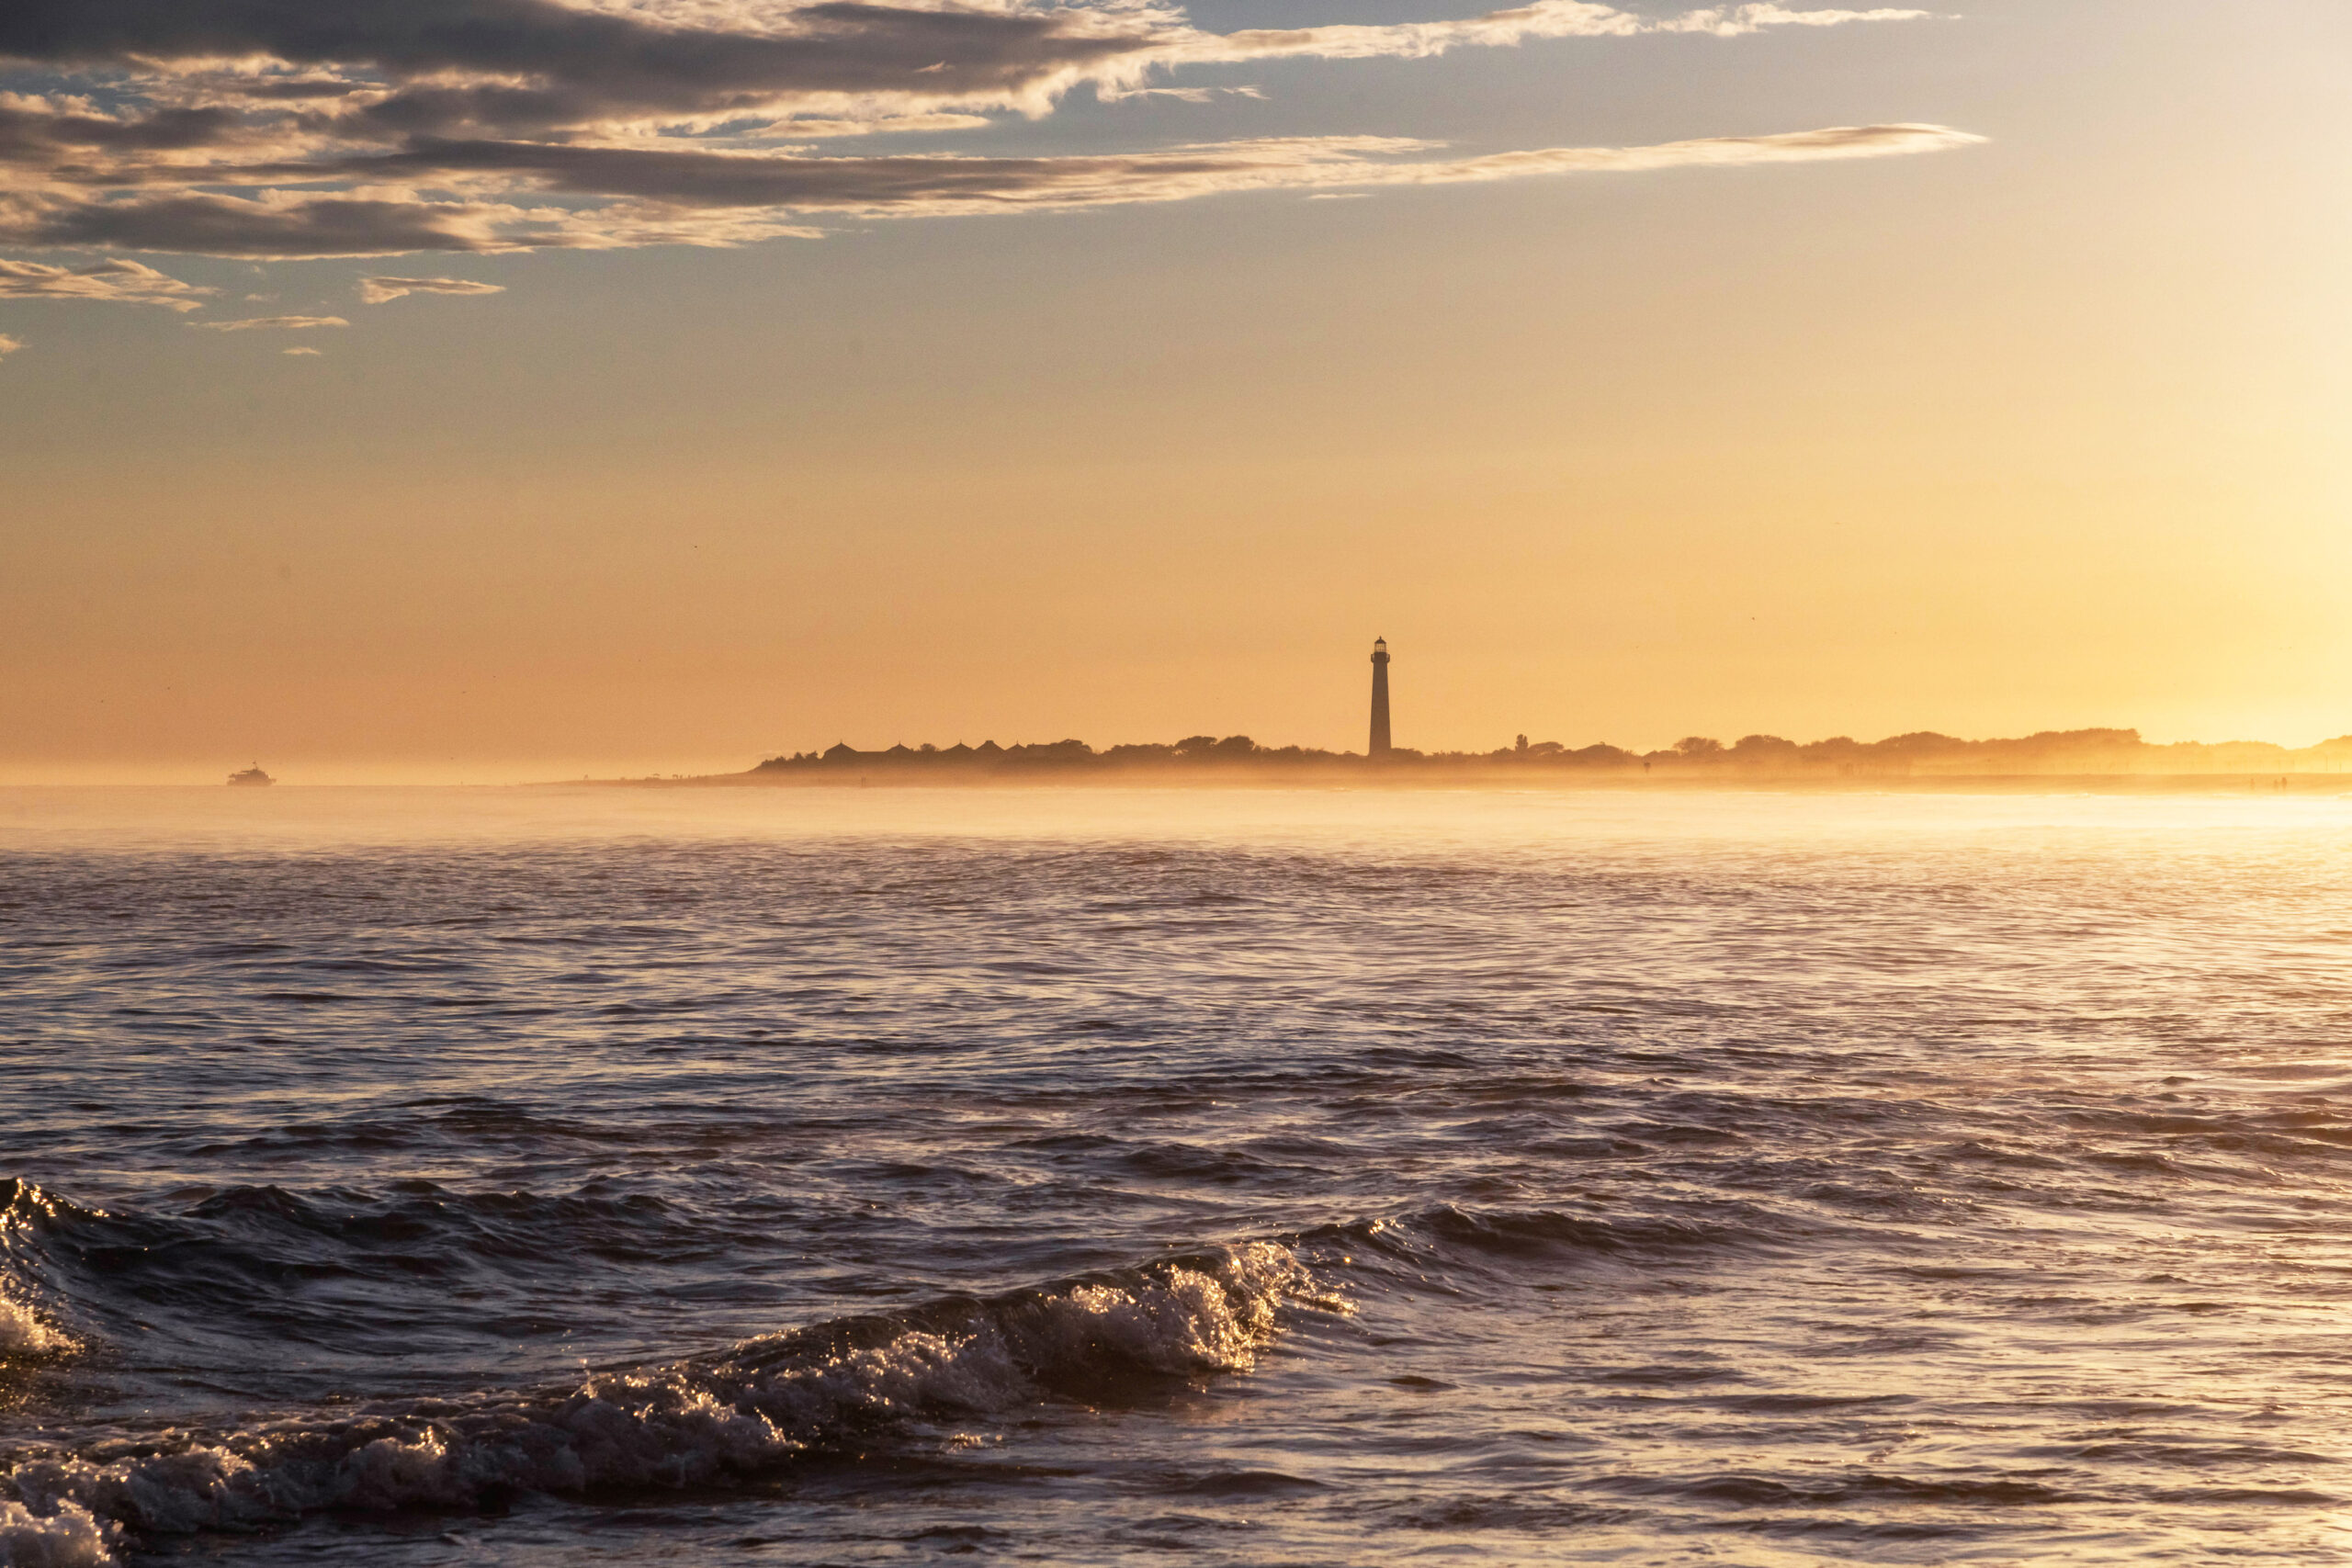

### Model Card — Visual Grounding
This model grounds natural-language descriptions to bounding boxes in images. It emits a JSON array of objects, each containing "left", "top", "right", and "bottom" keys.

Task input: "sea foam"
[
  {"left": 0, "top": 1499, "right": 109, "bottom": 1568},
  {"left": 0, "top": 1302, "right": 62, "bottom": 1360}
]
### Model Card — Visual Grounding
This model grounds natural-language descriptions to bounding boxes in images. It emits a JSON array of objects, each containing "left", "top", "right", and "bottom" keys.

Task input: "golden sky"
[{"left": 1, "top": 0, "right": 2346, "bottom": 781}]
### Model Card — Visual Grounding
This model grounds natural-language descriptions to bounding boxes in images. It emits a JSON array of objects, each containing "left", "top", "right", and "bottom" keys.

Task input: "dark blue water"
[{"left": 7, "top": 787, "right": 2352, "bottom": 1564}]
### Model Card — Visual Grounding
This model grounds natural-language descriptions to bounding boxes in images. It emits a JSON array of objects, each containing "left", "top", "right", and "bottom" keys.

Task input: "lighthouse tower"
[{"left": 1369, "top": 637, "right": 1392, "bottom": 758}]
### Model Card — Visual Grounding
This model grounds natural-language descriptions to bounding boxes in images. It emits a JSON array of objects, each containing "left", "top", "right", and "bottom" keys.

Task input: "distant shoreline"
[
  {"left": 611, "top": 769, "right": 2352, "bottom": 795},
  {"left": 608, "top": 726, "right": 2352, "bottom": 790}
]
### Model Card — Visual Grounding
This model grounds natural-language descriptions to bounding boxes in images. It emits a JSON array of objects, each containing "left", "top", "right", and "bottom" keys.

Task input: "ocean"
[{"left": 6, "top": 785, "right": 2352, "bottom": 1565}]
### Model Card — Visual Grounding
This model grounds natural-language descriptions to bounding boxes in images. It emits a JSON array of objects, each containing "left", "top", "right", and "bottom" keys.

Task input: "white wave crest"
[
  {"left": 0, "top": 1499, "right": 111, "bottom": 1568},
  {"left": 1, "top": 1243, "right": 1323, "bottom": 1564},
  {"left": 0, "top": 1299, "right": 65, "bottom": 1359}
]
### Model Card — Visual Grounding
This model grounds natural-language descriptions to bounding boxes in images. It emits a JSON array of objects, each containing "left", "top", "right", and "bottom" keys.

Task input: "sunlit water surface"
[{"left": 6, "top": 785, "right": 2352, "bottom": 1564}]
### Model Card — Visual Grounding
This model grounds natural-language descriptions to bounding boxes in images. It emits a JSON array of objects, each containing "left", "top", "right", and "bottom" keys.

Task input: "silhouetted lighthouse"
[{"left": 1369, "top": 637, "right": 1392, "bottom": 758}]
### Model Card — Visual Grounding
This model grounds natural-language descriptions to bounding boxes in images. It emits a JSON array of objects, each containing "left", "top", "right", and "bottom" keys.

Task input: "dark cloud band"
[{"left": 0, "top": 0, "right": 1952, "bottom": 265}]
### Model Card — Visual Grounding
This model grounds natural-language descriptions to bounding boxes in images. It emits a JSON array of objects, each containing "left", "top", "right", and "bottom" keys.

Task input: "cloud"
[
  {"left": 190, "top": 314, "right": 351, "bottom": 331},
  {"left": 274, "top": 122, "right": 1980, "bottom": 222},
  {"left": 1662, "top": 5, "right": 1934, "bottom": 37},
  {"left": 0, "top": 1, "right": 1926, "bottom": 127},
  {"left": 0, "top": 0, "right": 1954, "bottom": 265},
  {"left": 358, "top": 275, "right": 509, "bottom": 302},
  {"left": 0, "top": 332, "right": 19, "bottom": 357},
  {"left": 1101, "top": 85, "right": 1265, "bottom": 104},
  {"left": 0, "top": 256, "right": 210, "bottom": 308},
  {"left": 0, "top": 0, "right": 1180, "bottom": 132},
  {"left": 13, "top": 194, "right": 509, "bottom": 259},
  {"left": 1170, "top": 1, "right": 1927, "bottom": 65},
  {"left": 282, "top": 344, "right": 322, "bottom": 354}
]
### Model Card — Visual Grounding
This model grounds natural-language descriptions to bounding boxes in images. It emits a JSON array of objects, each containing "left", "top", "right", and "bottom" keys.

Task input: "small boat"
[{"left": 227, "top": 764, "right": 275, "bottom": 787}]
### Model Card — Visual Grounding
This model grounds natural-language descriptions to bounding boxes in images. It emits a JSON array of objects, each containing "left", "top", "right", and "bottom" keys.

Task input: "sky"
[{"left": 1, "top": 0, "right": 2346, "bottom": 782}]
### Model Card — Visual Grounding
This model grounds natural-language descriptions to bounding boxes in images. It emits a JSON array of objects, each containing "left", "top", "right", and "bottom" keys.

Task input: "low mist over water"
[{"left": 7, "top": 788, "right": 2352, "bottom": 1564}]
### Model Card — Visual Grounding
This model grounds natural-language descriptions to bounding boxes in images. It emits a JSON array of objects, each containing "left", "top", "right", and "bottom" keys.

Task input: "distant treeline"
[{"left": 746, "top": 728, "right": 2352, "bottom": 778}]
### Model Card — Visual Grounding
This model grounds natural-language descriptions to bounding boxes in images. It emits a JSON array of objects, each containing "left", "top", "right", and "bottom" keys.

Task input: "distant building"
[{"left": 1370, "top": 637, "right": 1392, "bottom": 758}]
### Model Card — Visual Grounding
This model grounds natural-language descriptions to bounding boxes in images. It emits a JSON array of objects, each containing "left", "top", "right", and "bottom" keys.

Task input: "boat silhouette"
[{"left": 227, "top": 764, "right": 275, "bottom": 786}]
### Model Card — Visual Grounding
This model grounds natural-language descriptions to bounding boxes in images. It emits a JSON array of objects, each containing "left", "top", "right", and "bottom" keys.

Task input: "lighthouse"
[{"left": 1369, "top": 637, "right": 1392, "bottom": 758}]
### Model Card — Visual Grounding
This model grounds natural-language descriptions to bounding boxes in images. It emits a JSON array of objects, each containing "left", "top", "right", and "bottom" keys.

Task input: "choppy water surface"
[{"left": 7, "top": 785, "right": 2352, "bottom": 1565}]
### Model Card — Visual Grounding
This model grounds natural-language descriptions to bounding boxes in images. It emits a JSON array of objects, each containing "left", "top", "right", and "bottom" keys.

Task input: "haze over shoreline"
[{"left": 16, "top": 727, "right": 2352, "bottom": 791}]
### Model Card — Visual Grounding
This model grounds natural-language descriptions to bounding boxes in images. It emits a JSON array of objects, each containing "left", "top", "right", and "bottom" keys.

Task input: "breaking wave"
[
  {"left": 1, "top": 1184, "right": 74, "bottom": 1366},
  {"left": 0, "top": 1239, "right": 1324, "bottom": 1566}
]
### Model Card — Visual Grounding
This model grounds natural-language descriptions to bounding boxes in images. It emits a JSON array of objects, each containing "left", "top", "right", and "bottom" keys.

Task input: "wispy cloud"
[
  {"left": 190, "top": 314, "right": 351, "bottom": 331},
  {"left": 1100, "top": 85, "right": 1265, "bottom": 104},
  {"left": 0, "top": 332, "right": 20, "bottom": 358},
  {"left": 1170, "top": 1, "right": 1927, "bottom": 65},
  {"left": 259, "top": 123, "right": 1979, "bottom": 227},
  {"left": 358, "top": 276, "right": 510, "bottom": 303},
  {"left": 0, "top": 257, "right": 210, "bottom": 309},
  {"left": 1662, "top": 5, "right": 1933, "bottom": 37},
  {"left": 0, "top": 0, "right": 1957, "bottom": 268},
  {"left": 282, "top": 344, "right": 323, "bottom": 355}
]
